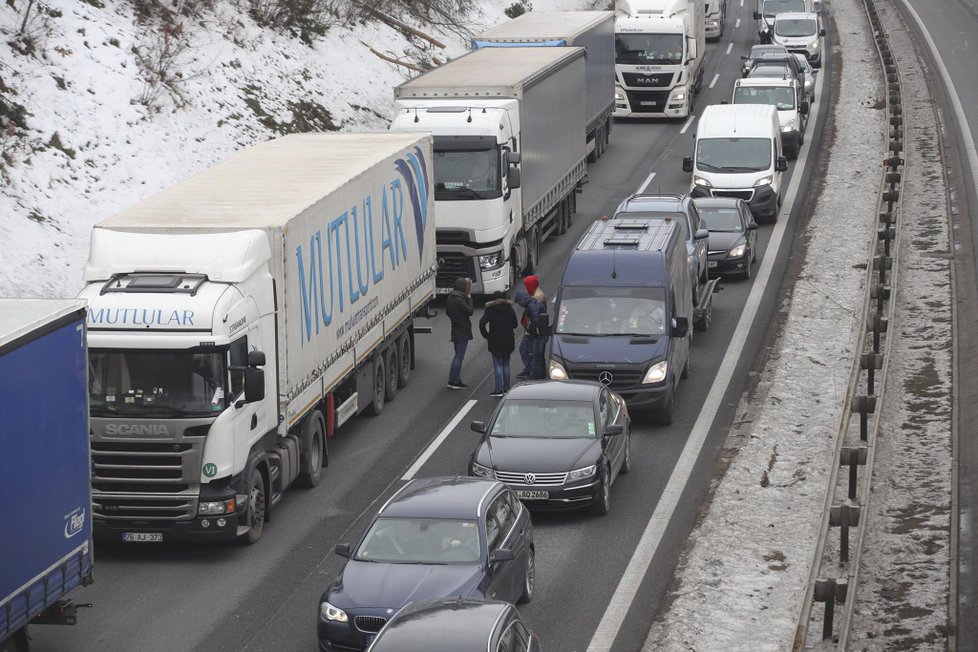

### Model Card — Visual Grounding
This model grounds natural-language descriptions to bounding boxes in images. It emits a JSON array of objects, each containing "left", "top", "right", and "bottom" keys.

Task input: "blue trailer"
[{"left": 0, "top": 299, "right": 92, "bottom": 652}]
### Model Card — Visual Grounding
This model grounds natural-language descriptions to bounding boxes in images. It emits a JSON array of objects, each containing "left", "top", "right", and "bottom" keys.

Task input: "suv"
[
  {"left": 612, "top": 193, "right": 709, "bottom": 298},
  {"left": 741, "top": 44, "right": 789, "bottom": 76},
  {"left": 746, "top": 53, "right": 806, "bottom": 98}
]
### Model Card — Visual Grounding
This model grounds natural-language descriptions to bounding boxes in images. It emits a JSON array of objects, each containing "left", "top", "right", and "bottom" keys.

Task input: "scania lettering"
[{"left": 78, "top": 133, "right": 436, "bottom": 545}]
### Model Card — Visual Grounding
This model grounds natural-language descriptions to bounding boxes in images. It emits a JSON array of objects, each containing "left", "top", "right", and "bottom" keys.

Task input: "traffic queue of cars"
[{"left": 317, "top": 3, "right": 827, "bottom": 650}]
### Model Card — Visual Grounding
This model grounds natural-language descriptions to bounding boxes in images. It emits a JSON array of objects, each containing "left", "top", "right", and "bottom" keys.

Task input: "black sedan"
[
  {"left": 366, "top": 597, "right": 542, "bottom": 652},
  {"left": 319, "top": 477, "right": 534, "bottom": 651},
  {"left": 469, "top": 380, "right": 630, "bottom": 515},
  {"left": 741, "top": 43, "right": 789, "bottom": 76},
  {"left": 694, "top": 197, "right": 759, "bottom": 279}
]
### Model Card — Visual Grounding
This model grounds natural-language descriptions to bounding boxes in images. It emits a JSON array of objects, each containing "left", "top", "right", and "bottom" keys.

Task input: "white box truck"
[
  {"left": 390, "top": 47, "right": 588, "bottom": 294},
  {"left": 614, "top": 0, "right": 706, "bottom": 119},
  {"left": 78, "top": 133, "right": 437, "bottom": 545},
  {"left": 472, "top": 11, "right": 615, "bottom": 163}
]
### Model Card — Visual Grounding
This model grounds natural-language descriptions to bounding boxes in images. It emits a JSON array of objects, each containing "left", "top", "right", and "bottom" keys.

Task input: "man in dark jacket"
[
  {"left": 517, "top": 275, "right": 539, "bottom": 377},
  {"left": 479, "top": 291, "right": 518, "bottom": 397},
  {"left": 514, "top": 286, "right": 548, "bottom": 380},
  {"left": 446, "top": 277, "right": 474, "bottom": 389}
]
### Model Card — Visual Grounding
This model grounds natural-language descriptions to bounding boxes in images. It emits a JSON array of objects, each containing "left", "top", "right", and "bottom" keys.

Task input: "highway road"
[{"left": 30, "top": 2, "right": 833, "bottom": 650}]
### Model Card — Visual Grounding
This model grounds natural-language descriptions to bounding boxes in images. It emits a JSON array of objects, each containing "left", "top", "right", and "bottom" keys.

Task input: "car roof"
[
  {"left": 504, "top": 379, "right": 601, "bottom": 402},
  {"left": 750, "top": 44, "right": 788, "bottom": 53},
  {"left": 381, "top": 476, "right": 503, "bottom": 519},
  {"left": 370, "top": 598, "right": 513, "bottom": 652},
  {"left": 693, "top": 197, "right": 748, "bottom": 209},
  {"left": 754, "top": 53, "right": 799, "bottom": 65},
  {"left": 616, "top": 193, "right": 688, "bottom": 213},
  {"left": 775, "top": 10, "right": 818, "bottom": 19}
]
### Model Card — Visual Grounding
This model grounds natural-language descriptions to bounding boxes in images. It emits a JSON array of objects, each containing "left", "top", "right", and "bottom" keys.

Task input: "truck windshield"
[
  {"left": 89, "top": 349, "right": 228, "bottom": 417},
  {"left": 696, "top": 138, "right": 772, "bottom": 173},
  {"left": 734, "top": 86, "right": 795, "bottom": 110},
  {"left": 615, "top": 33, "right": 684, "bottom": 65},
  {"left": 775, "top": 18, "right": 817, "bottom": 37},
  {"left": 557, "top": 286, "right": 668, "bottom": 336},
  {"left": 434, "top": 148, "right": 501, "bottom": 201},
  {"left": 762, "top": 0, "right": 807, "bottom": 17}
]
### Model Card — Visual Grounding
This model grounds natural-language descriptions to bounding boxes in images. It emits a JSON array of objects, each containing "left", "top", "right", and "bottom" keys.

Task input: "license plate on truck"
[
  {"left": 515, "top": 490, "right": 549, "bottom": 500},
  {"left": 435, "top": 287, "right": 452, "bottom": 295},
  {"left": 123, "top": 532, "right": 163, "bottom": 542}
]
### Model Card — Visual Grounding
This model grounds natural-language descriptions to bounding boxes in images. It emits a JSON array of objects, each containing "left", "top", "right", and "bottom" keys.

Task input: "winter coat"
[
  {"left": 479, "top": 298, "right": 518, "bottom": 357},
  {"left": 446, "top": 278, "right": 474, "bottom": 342},
  {"left": 514, "top": 290, "right": 546, "bottom": 336}
]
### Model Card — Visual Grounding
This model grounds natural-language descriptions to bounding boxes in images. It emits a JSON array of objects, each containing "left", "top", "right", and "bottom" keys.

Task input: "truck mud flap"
[{"left": 693, "top": 279, "right": 720, "bottom": 332}]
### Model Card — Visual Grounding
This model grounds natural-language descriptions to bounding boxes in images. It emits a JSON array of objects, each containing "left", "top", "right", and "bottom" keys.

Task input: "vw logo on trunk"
[
  {"left": 598, "top": 371, "right": 614, "bottom": 385},
  {"left": 524, "top": 473, "right": 536, "bottom": 485}
]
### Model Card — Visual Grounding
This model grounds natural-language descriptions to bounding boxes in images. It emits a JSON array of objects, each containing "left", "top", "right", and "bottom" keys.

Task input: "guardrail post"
[
  {"left": 814, "top": 578, "right": 850, "bottom": 641},
  {"left": 868, "top": 315, "right": 888, "bottom": 353},
  {"left": 830, "top": 504, "right": 863, "bottom": 563},
  {"left": 840, "top": 445, "right": 869, "bottom": 500},
  {"left": 861, "top": 351, "right": 884, "bottom": 395},
  {"left": 852, "top": 395, "right": 877, "bottom": 441},
  {"left": 873, "top": 254, "right": 892, "bottom": 284}
]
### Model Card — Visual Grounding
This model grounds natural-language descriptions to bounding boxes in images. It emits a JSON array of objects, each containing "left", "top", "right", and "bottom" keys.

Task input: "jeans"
[
  {"left": 491, "top": 354, "right": 511, "bottom": 392},
  {"left": 519, "top": 335, "right": 533, "bottom": 374},
  {"left": 531, "top": 335, "right": 549, "bottom": 379},
  {"left": 449, "top": 339, "right": 468, "bottom": 383}
]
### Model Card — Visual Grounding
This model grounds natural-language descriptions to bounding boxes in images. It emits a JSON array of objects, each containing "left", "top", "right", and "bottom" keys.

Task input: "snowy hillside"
[{"left": 0, "top": 0, "right": 598, "bottom": 298}]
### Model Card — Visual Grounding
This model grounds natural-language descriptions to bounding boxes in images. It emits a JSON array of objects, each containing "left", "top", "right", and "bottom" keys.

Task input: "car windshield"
[
  {"left": 762, "top": 0, "right": 807, "bottom": 17},
  {"left": 88, "top": 349, "right": 228, "bottom": 417},
  {"left": 699, "top": 207, "right": 744, "bottom": 232},
  {"left": 615, "top": 33, "right": 684, "bottom": 65},
  {"left": 557, "top": 286, "right": 668, "bottom": 336},
  {"left": 355, "top": 517, "right": 481, "bottom": 564},
  {"left": 697, "top": 138, "right": 773, "bottom": 173},
  {"left": 775, "top": 18, "right": 817, "bottom": 36},
  {"left": 734, "top": 86, "right": 795, "bottom": 110},
  {"left": 491, "top": 399, "right": 597, "bottom": 438},
  {"left": 434, "top": 148, "right": 500, "bottom": 200}
]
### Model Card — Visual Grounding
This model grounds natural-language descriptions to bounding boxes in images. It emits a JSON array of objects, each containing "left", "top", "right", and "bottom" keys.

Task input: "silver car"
[{"left": 792, "top": 52, "right": 817, "bottom": 103}]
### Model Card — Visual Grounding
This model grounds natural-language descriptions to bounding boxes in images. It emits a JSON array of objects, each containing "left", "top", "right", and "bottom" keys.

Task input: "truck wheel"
[
  {"left": 508, "top": 251, "right": 519, "bottom": 293},
  {"left": 397, "top": 333, "right": 412, "bottom": 387},
  {"left": 366, "top": 354, "right": 386, "bottom": 416},
  {"left": 385, "top": 346, "right": 399, "bottom": 402},
  {"left": 242, "top": 471, "right": 266, "bottom": 545},
  {"left": 297, "top": 414, "right": 326, "bottom": 488},
  {"left": 1, "top": 627, "right": 29, "bottom": 652},
  {"left": 527, "top": 228, "right": 540, "bottom": 274}
]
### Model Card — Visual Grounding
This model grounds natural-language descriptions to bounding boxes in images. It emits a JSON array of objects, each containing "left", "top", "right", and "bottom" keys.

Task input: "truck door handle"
[{"left": 251, "top": 414, "right": 258, "bottom": 430}]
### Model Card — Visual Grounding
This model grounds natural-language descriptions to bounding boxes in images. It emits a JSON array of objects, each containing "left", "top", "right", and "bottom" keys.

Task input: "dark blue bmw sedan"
[{"left": 318, "top": 477, "right": 535, "bottom": 651}]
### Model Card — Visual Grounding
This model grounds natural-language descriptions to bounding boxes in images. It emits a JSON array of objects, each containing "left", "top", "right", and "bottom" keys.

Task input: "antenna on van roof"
[{"left": 612, "top": 247, "right": 618, "bottom": 280}]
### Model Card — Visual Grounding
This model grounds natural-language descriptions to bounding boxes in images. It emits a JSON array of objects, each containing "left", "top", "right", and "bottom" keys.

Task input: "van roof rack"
[{"left": 612, "top": 220, "right": 651, "bottom": 231}]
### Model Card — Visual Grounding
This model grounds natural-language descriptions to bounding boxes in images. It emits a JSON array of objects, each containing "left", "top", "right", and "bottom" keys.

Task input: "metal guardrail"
[{"left": 792, "top": 0, "right": 906, "bottom": 646}]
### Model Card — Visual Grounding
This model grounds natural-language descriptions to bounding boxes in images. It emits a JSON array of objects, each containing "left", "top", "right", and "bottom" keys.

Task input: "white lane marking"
[
  {"left": 401, "top": 399, "right": 478, "bottom": 480},
  {"left": 709, "top": 73, "right": 720, "bottom": 89},
  {"left": 740, "top": 0, "right": 744, "bottom": 6},
  {"left": 726, "top": 42, "right": 733, "bottom": 55},
  {"left": 680, "top": 114, "right": 696, "bottom": 134},
  {"left": 587, "top": 57, "right": 829, "bottom": 652},
  {"left": 637, "top": 171, "right": 657, "bottom": 194},
  {"left": 735, "top": 17, "right": 741, "bottom": 28}
]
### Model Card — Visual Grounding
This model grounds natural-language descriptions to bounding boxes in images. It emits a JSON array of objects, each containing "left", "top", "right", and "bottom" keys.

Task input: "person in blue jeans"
[
  {"left": 516, "top": 275, "right": 539, "bottom": 377},
  {"left": 514, "top": 285, "right": 548, "bottom": 379},
  {"left": 446, "top": 277, "right": 473, "bottom": 389},
  {"left": 479, "top": 291, "right": 518, "bottom": 397}
]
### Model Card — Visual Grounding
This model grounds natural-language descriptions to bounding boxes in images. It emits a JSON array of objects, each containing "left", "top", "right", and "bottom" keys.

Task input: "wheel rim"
[
  {"left": 250, "top": 480, "right": 265, "bottom": 532},
  {"left": 602, "top": 471, "right": 610, "bottom": 510},
  {"left": 525, "top": 550, "right": 535, "bottom": 597},
  {"left": 400, "top": 339, "right": 410, "bottom": 379},
  {"left": 625, "top": 439, "right": 631, "bottom": 469}
]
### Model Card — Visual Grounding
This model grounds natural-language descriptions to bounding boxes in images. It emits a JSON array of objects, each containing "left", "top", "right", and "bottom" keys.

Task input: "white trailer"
[
  {"left": 391, "top": 47, "right": 588, "bottom": 294},
  {"left": 614, "top": 0, "right": 706, "bottom": 118},
  {"left": 472, "top": 11, "right": 615, "bottom": 162},
  {"left": 78, "top": 133, "right": 436, "bottom": 544}
]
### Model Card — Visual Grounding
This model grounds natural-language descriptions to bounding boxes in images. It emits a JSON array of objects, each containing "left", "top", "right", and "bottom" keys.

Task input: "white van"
[
  {"left": 773, "top": 11, "right": 825, "bottom": 68},
  {"left": 682, "top": 104, "right": 788, "bottom": 222},
  {"left": 731, "top": 76, "right": 809, "bottom": 159}
]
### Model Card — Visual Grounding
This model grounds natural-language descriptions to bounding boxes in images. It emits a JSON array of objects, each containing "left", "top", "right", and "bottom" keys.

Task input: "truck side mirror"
[
  {"left": 247, "top": 350, "right": 266, "bottom": 367},
  {"left": 682, "top": 157, "right": 694, "bottom": 173},
  {"left": 507, "top": 167, "right": 522, "bottom": 189},
  {"left": 507, "top": 151, "right": 521, "bottom": 165},
  {"left": 776, "top": 156, "right": 788, "bottom": 172},
  {"left": 800, "top": 100, "right": 810, "bottom": 115},
  {"left": 673, "top": 316, "right": 689, "bottom": 339},
  {"left": 244, "top": 367, "right": 265, "bottom": 404}
]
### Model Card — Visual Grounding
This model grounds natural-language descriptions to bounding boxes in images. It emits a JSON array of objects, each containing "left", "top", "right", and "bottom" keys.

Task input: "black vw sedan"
[{"left": 469, "top": 380, "right": 630, "bottom": 514}]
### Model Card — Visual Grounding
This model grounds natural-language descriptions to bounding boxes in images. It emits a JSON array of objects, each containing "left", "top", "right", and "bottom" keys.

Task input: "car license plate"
[
  {"left": 123, "top": 532, "right": 163, "bottom": 543},
  {"left": 708, "top": 261, "right": 718, "bottom": 268},
  {"left": 515, "top": 490, "right": 549, "bottom": 500}
]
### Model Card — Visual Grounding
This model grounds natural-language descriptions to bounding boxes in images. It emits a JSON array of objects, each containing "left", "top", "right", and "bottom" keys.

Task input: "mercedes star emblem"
[
  {"left": 524, "top": 473, "right": 536, "bottom": 485},
  {"left": 598, "top": 371, "right": 613, "bottom": 385}
]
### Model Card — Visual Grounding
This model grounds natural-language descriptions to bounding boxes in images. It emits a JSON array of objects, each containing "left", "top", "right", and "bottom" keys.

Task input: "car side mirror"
[
  {"left": 673, "top": 316, "right": 689, "bottom": 338},
  {"left": 753, "top": 11, "right": 762, "bottom": 19},
  {"left": 682, "top": 157, "right": 694, "bottom": 173},
  {"left": 800, "top": 100, "right": 810, "bottom": 115},
  {"left": 244, "top": 367, "right": 265, "bottom": 404},
  {"left": 489, "top": 549, "right": 515, "bottom": 564},
  {"left": 747, "top": 222, "right": 759, "bottom": 230},
  {"left": 335, "top": 543, "right": 352, "bottom": 558},
  {"left": 694, "top": 228, "right": 709, "bottom": 240},
  {"left": 507, "top": 167, "right": 521, "bottom": 190},
  {"left": 471, "top": 420, "right": 486, "bottom": 434},
  {"left": 820, "top": 28, "right": 826, "bottom": 36},
  {"left": 604, "top": 424, "right": 624, "bottom": 436},
  {"left": 720, "top": 100, "right": 729, "bottom": 105},
  {"left": 740, "top": 55, "right": 748, "bottom": 60},
  {"left": 776, "top": 156, "right": 788, "bottom": 172}
]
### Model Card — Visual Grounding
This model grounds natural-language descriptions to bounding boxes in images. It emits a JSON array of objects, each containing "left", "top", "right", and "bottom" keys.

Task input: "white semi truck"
[
  {"left": 79, "top": 133, "right": 436, "bottom": 545},
  {"left": 614, "top": 0, "right": 706, "bottom": 119},
  {"left": 390, "top": 47, "right": 588, "bottom": 294},
  {"left": 472, "top": 10, "right": 616, "bottom": 163}
]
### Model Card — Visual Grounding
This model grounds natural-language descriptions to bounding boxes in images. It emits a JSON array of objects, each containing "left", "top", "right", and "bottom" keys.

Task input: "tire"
[
  {"left": 681, "top": 354, "right": 690, "bottom": 380},
  {"left": 518, "top": 547, "right": 535, "bottom": 604},
  {"left": 591, "top": 466, "right": 611, "bottom": 515},
  {"left": 743, "top": 254, "right": 753, "bottom": 280},
  {"left": 365, "top": 354, "right": 386, "bottom": 416},
  {"left": 555, "top": 199, "right": 567, "bottom": 236},
  {"left": 656, "top": 395, "right": 675, "bottom": 426},
  {"left": 296, "top": 414, "right": 326, "bottom": 488},
  {"left": 1, "top": 628, "right": 29, "bottom": 652},
  {"left": 396, "top": 333, "right": 412, "bottom": 388},
  {"left": 620, "top": 435, "right": 631, "bottom": 475},
  {"left": 385, "top": 346, "right": 399, "bottom": 402},
  {"left": 241, "top": 471, "right": 266, "bottom": 545},
  {"left": 527, "top": 228, "right": 540, "bottom": 274},
  {"left": 508, "top": 250, "right": 519, "bottom": 293}
]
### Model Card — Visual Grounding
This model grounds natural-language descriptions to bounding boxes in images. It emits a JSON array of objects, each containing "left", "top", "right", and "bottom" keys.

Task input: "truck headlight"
[
  {"left": 320, "top": 602, "right": 348, "bottom": 623},
  {"left": 728, "top": 243, "right": 747, "bottom": 258},
  {"left": 567, "top": 465, "right": 597, "bottom": 481},
  {"left": 198, "top": 499, "right": 236, "bottom": 516},
  {"left": 671, "top": 88, "right": 687, "bottom": 101},
  {"left": 479, "top": 252, "right": 503, "bottom": 271},
  {"left": 754, "top": 176, "right": 774, "bottom": 188},
  {"left": 693, "top": 176, "right": 713, "bottom": 188},
  {"left": 615, "top": 89, "right": 625, "bottom": 101},
  {"left": 643, "top": 361, "right": 668, "bottom": 384},
  {"left": 549, "top": 359, "right": 568, "bottom": 380},
  {"left": 471, "top": 462, "right": 494, "bottom": 478}
]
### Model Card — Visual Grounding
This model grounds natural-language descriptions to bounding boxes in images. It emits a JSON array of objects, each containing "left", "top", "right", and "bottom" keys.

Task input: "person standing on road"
[
  {"left": 516, "top": 275, "right": 540, "bottom": 378},
  {"left": 446, "top": 277, "right": 474, "bottom": 389},
  {"left": 479, "top": 291, "right": 518, "bottom": 397},
  {"left": 531, "top": 287, "right": 549, "bottom": 379},
  {"left": 515, "top": 281, "right": 547, "bottom": 380}
]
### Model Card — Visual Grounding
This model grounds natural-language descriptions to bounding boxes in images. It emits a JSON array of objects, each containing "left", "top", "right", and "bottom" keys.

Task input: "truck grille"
[
  {"left": 712, "top": 189, "right": 754, "bottom": 202},
  {"left": 436, "top": 253, "right": 475, "bottom": 288},
  {"left": 436, "top": 231, "right": 472, "bottom": 246},
  {"left": 91, "top": 441, "right": 195, "bottom": 493},
  {"left": 494, "top": 470, "right": 568, "bottom": 487},
  {"left": 621, "top": 72, "right": 674, "bottom": 88},
  {"left": 624, "top": 90, "right": 672, "bottom": 113},
  {"left": 92, "top": 495, "right": 197, "bottom": 520},
  {"left": 354, "top": 616, "right": 387, "bottom": 634},
  {"left": 568, "top": 367, "right": 645, "bottom": 390}
]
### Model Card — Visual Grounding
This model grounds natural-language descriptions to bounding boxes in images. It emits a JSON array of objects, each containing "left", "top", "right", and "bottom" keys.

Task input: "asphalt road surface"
[{"left": 31, "top": 3, "right": 834, "bottom": 650}]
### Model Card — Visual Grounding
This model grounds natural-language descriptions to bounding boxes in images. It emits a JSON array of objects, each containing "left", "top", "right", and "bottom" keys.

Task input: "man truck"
[
  {"left": 78, "top": 133, "right": 437, "bottom": 545},
  {"left": 614, "top": 0, "right": 706, "bottom": 119},
  {"left": 472, "top": 10, "right": 616, "bottom": 163},
  {"left": 1, "top": 300, "right": 93, "bottom": 652},
  {"left": 390, "top": 47, "right": 588, "bottom": 294}
]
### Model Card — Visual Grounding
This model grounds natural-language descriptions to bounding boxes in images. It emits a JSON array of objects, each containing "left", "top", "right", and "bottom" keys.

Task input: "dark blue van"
[{"left": 547, "top": 217, "right": 692, "bottom": 424}]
